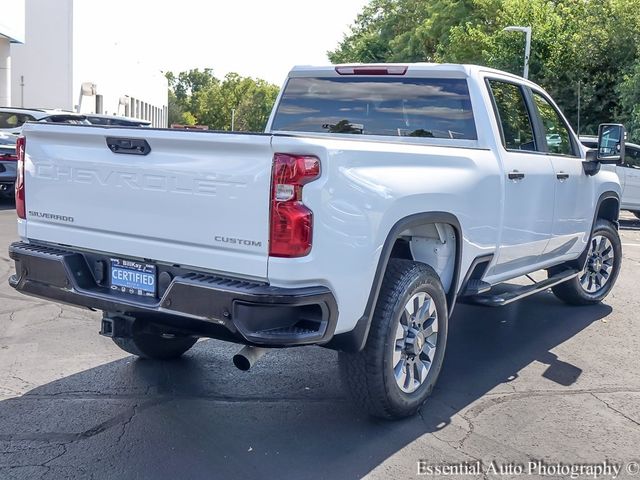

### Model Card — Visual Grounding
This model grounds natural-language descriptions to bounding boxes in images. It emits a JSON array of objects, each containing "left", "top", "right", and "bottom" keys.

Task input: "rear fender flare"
[{"left": 324, "top": 212, "right": 462, "bottom": 352}]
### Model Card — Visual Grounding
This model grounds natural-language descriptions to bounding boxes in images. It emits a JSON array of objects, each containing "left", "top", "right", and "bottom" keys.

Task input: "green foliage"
[
  {"left": 330, "top": 0, "right": 640, "bottom": 140},
  {"left": 165, "top": 70, "right": 279, "bottom": 132},
  {"left": 618, "top": 60, "right": 640, "bottom": 142},
  {"left": 166, "top": 89, "right": 184, "bottom": 126}
]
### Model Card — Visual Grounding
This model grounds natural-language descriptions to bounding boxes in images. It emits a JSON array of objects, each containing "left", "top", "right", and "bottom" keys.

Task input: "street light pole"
[
  {"left": 577, "top": 80, "right": 581, "bottom": 136},
  {"left": 503, "top": 26, "right": 532, "bottom": 79}
]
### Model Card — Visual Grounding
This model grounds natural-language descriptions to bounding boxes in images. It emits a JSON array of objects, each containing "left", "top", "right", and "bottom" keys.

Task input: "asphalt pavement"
[{"left": 0, "top": 197, "right": 639, "bottom": 480}]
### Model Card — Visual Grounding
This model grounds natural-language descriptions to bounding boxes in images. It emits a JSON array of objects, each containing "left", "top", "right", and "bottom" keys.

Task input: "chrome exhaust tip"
[{"left": 233, "top": 345, "right": 269, "bottom": 371}]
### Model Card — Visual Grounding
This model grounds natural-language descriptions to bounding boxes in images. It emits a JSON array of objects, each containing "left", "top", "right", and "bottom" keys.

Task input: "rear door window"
[
  {"left": 271, "top": 76, "right": 477, "bottom": 140},
  {"left": 487, "top": 80, "right": 537, "bottom": 152}
]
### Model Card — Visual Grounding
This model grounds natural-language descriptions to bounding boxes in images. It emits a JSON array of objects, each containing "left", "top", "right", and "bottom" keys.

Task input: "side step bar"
[
  {"left": 469, "top": 269, "right": 580, "bottom": 307},
  {"left": 462, "top": 279, "right": 492, "bottom": 295}
]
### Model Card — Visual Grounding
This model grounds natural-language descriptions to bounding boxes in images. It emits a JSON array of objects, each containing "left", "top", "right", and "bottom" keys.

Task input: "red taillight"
[
  {"left": 269, "top": 153, "right": 320, "bottom": 258},
  {"left": 335, "top": 65, "right": 408, "bottom": 76},
  {"left": 15, "top": 136, "right": 26, "bottom": 219}
]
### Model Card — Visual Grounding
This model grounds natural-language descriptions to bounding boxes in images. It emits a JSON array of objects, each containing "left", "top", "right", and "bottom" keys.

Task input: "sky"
[{"left": 94, "top": 0, "right": 370, "bottom": 85}]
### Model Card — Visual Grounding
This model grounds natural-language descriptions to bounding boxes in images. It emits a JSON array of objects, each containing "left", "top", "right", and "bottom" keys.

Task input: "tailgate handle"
[{"left": 106, "top": 137, "right": 151, "bottom": 156}]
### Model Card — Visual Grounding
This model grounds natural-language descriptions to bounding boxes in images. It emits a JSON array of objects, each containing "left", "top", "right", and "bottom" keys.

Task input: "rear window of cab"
[{"left": 271, "top": 76, "right": 477, "bottom": 140}]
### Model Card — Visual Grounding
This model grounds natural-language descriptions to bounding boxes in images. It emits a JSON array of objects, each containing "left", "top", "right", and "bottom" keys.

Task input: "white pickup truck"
[{"left": 8, "top": 64, "right": 625, "bottom": 419}]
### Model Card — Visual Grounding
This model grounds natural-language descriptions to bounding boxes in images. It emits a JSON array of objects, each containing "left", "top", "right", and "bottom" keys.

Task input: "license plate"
[{"left": 110, "top": 258, "right": 156, "bottom": 298}]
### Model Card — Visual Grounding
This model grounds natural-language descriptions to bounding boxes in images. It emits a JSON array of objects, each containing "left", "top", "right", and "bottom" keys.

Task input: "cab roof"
[{"left": 288, "top": 63, "right": 537, "bottom": 88}]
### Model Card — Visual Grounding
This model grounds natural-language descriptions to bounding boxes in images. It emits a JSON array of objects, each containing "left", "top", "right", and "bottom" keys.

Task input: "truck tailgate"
[{"left": 22, "top": 124, "right": 273, "bottom": 280}]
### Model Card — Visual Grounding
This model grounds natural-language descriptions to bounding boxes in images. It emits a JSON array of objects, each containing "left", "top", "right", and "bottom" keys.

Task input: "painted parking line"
[{"left": 622, "top": 243, "right": 640, "bottom": 247}]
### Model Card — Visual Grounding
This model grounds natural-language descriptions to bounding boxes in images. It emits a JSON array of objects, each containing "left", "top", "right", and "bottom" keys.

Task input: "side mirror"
[{"left": 597, "top": 123, "right": 625, "bottom": 164}]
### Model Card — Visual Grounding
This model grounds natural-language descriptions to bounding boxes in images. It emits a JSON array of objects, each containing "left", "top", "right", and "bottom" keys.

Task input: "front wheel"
[
  {"left": 339, "top": 259, "right": 448, "bottom": 419},
  {"left": 551, "top": 219, "right": 622, "bottom": 305}
]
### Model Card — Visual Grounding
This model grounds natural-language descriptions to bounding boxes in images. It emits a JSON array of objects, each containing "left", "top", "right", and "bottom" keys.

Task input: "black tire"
[
  {"left": 551, "top": 219, "right": 621, "bottom": 305},
  {"left": 112, "top": 333, "right": 197, "bottom": 360},
  {"left": 339, "top": 259, "right": 448, "bottom": 419}
]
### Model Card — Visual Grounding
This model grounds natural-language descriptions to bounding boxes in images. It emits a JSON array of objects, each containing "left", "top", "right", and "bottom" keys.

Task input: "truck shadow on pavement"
[{"left": 0, "top": 294, "right": 611, "bottom": 479}]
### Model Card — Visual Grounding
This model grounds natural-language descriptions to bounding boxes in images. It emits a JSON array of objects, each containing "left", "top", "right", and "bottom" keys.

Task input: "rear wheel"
[
  {"left": 113, "top": 332, "right": 197, "bottom": 360},
  {"left": 339, "top": 259, "right": 448, "bottom": 419},
  {"left": 551, "top": 219, "right": 621, "bottom": 305}
]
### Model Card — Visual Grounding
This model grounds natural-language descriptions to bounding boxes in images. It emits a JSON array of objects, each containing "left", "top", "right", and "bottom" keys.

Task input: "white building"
[
  {"left": 10, "top": 0, "right": 167, "bottom": 127},
  {"left": 0, "top": 0, "right": 25, "bottom": 107}
]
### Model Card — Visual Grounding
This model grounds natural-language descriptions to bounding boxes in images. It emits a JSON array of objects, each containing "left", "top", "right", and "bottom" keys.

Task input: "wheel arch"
[
  {"left": 596, "top": 195, "right": 620, "bottom": 225},
  {"left": 567, "top": 191, "right": 620, "bottom": 272},
  {"left": 324, "top": 212, "right": 462, "bottom": 353}
]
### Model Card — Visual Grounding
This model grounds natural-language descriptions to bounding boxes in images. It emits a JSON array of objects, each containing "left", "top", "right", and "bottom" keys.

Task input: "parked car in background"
[
  {"left": 0, "top": 133, "right": 17, "bottom": 198},
  {"left": 581, "top": 135, "right": 640, "bottom": 218},
  {"left": 85, "top": 114, "right": 151, "bottom": 127},
  {"left": 0, "top": 107, "right": 90, "bottom": 135},
  {"left": 546, "top": 133, "right": 562, "bottom": 147}
]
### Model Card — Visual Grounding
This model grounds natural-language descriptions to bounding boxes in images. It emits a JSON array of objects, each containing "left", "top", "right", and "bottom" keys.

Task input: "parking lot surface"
[{"left": 0, "top": 198, "right": 639, "bottom": 479}]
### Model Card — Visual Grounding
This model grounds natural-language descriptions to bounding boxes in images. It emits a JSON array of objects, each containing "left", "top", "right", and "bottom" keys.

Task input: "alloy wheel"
[
  {"left": 392, "top": 292, "right": 438, "bottom": 393},
  {"left": 579, "top": 234, "right": 615, "bottom": 294}
]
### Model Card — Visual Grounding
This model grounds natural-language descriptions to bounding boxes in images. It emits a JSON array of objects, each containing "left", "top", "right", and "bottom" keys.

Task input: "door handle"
[
  {"left": 508, "top": 171, "right": 525, "bottom": 180},
  {"left": 106, "top": 137, "right": 151, "bottom": 156},
  {"left": 556, "top": 172, "right": 570, "bottom": 180}
]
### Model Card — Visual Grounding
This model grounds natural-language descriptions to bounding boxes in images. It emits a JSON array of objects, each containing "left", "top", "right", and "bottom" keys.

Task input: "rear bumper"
[{"left": 8, "top": 241, "right": 338, "bottom": 347}]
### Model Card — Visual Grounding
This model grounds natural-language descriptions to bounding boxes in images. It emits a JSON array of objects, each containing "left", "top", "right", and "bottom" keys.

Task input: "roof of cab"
[{"left": 288, "top": 63, "right": 538, "bottom": 88}]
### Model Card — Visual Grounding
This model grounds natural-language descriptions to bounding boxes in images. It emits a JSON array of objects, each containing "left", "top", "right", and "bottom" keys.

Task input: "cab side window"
[
  {"left": 488, "top": 80, "right": 537, "bottom": 152},
  {"left": 532, "top": 92, "right": 577, "bottom": 157}
]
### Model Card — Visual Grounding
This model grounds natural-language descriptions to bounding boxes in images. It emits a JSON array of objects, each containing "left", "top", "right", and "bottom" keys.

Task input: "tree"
[
  {"left": 329, "top": 0, "right": 499, "bottom": 63},
  {"left": 164, "top": 69, "right": 279, "bottom": 132},
  {"left": 619, "top": 60, "right": 640, "bottom": 142},
  {"left": 446, "top": 0, "right": 640, "bottom": 135},
  {"left": 234, "top": 79, "right": 280, "bottom": 132},
  {"left": 328, "top": 0, "right": 399, "bottom": 63},
  {"left": 330, "top": 0, "right": 640, "bottom": 139},
  {"left": 166, "top": 89, "right": 185, "bottom": 126}
]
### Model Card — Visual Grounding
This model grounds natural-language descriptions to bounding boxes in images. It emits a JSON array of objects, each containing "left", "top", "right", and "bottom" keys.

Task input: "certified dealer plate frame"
[{"left": 110, "top": 258, "right": 157, "bottom": 298}]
